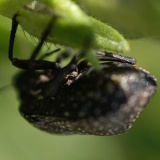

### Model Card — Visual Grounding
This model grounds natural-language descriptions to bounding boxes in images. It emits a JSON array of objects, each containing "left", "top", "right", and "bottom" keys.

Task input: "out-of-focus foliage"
[
  {"left": 0, "top": 1, "right": 160, "bottom": 160},
  {"left": 74, "top": 0, "right": 160, "bottom": 39}
]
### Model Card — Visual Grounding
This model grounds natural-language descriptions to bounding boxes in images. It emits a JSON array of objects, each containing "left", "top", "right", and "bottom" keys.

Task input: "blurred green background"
[{"left": 0, "top": 1, "right": 160, "bottom": 160}]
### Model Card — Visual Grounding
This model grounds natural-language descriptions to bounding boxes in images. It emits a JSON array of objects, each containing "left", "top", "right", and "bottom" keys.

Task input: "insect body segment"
[{"left": 15, "top": 62, "right": 157, "bottom": 135}]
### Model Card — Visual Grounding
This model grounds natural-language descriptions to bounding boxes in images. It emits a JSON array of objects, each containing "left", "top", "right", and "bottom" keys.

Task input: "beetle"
[
  {"left": 8, "top": 12, "right": 157, "bottom": 136},
  {"left": 14, "top": 62, "right": 157, "bottom": 135}
]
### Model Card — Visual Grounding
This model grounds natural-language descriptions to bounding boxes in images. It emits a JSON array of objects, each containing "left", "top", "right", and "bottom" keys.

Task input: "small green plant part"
[{"left": 0, "top": 0, "right": 130, "bottom": 67}]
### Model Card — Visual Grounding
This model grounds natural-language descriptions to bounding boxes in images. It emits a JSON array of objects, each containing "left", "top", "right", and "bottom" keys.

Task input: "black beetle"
[
  {"left": 14, "top": 62, "right": 157, "bottom": 135},
  {"left": 9, "top": 13, "right": 157, "bottom": 136}
]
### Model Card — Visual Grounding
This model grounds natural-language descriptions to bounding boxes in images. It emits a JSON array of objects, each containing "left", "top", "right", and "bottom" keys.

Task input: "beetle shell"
[{"left": 15, "top": 62, "right": 157, "bottom": 135}]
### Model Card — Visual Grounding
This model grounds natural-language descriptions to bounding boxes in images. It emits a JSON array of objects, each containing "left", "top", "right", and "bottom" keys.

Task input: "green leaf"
[
  {"left": 90, "top": 17, "right": 129, "bottom": 53},
  {"left": 0, "top": 0, "right": 130, "bottom": 68}
]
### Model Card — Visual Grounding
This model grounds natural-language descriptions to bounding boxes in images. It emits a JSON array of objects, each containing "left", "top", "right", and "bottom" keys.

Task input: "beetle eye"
[{"left": 15, "top": 62, "right": 157, "bottom": 136}]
